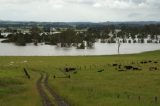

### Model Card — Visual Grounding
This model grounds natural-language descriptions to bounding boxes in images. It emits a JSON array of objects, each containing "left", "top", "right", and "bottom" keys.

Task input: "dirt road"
[{"left": 37, "top": 73, "right": 69, "bottom": 106}]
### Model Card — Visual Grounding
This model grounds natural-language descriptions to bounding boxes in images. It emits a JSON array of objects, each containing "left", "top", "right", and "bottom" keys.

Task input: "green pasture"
[{"left": 0, "top": 50, "right": 160, "bottom": 106}]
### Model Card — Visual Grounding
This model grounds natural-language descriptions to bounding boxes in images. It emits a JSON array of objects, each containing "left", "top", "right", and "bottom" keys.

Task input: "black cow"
[
  {"left": 148, "top": 60, "right": 152, "bottom": 63},
  {"left": 140, "top": 61, "right": 147, "bottom": 64},
  {"left": 118, "top": 65, "right": 121, "bottom": 69},
  {"left": 65, "top": 67, "right": 76, "bottom": 72},
  {"left": 98, "top": 69, "right": 104, "bottom": 72},
  {"left": 113, "top": 64, "right": 118, "bottom": 66},
  {"left": 133, "top": 67, "right": 141, "bottom": 71},
  {"left": 154, "top": 61, "right": 158, "bottom": 64},
  {"left": 149, "top": 67, "right": 158, "bottom": 71},
  {"left": 144, "top": 61, "right": 148, "bottom": 64},
  {"left": 124, "top": 66, "right": 133, "bottom": 70}
]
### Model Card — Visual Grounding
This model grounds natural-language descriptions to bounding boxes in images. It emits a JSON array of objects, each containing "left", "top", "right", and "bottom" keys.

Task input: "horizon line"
[{"left": 1, "top": 20, "right": 160, "bottom": 23}]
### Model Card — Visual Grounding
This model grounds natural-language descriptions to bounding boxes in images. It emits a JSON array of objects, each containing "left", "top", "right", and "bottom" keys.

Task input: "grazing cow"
[
  {"left": 140, "top": 61, "right": 144, "bottom": 64},
  {"left": 144, "top": 61, "right": 147, "bottom": 64},
  {"left": 124, "top": 66, "right": 133, "bottom": 70},
  {"left": 133, "top": 67, "right": 141, "bottom": 71},
  {"left": 148, "top": 60, "right": 152, "bottom": 63},
  {"left": 154, "top": 61, "right": 158, "bottom": 64},
  {"left": 113, "top": 64, "right": 117, "bottom": 66},
  {"left": 155, "top": 67, "right": 158, "bottom": 70},
  {"left": 133, "top": 67, "right": 138, "bottom": 70},
  {"left": 149, "top": 67, "right": 158, "bottom": 71},
  {"left": 98, "top": 69, "right": 104, "bottom": 72},
  {"left": 65, "top": 67, "right": 76, "bottom": 72},
  {"left": 140, "top": 61, "right": 148, "bottom": 64}
]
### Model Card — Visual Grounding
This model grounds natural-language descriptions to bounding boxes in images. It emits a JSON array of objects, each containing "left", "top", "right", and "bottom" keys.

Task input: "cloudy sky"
[{"left": 0, "top": 0, "right": 160, "bottom": 22}]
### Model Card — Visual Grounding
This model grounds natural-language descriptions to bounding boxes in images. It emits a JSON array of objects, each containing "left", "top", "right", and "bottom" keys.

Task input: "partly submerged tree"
[
  {"left": 30, "top": 26, "right": 42, "bottom": 43},
  {"left": 60, "top": 29, "right": 76, "bottom": 47},
  {"left": 0, "top": 31, "right": 4, "bottom": 38}
]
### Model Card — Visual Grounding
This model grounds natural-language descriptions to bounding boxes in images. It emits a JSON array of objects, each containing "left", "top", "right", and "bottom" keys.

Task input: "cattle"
[
  {"left": 140, "top": 61, "right": 143, "bottom": 64},
  {"left": 133, "top": 67, "right": 141, "bottom": 71},
  {"left": 148, "top": 60, "right": 152, "bottom": 63},
  {"left": 154, "top": 61, "right": 158, "bottom": 64},
  {"left": 98, "top": 69, "right": 104, "bottom": 72},
  {"left": 149, "top": 67, "right": 158, "bottom": 71},
  {"left": 65, "top": 67, "right": 76, "bottom": 72},
  {"left": 113, "top": 64, "right": 118, "bottom": 66},
  {"left": 140, "top": 61, "right": 148, "bottom": 64},
  {"left": 124, "top": 66, "right": 133, "bottom": 70},
  {"left": 118, "top": 65, "right": 121, "bottom": 69},
  {"left": 144, "top": 61, "right": 148, "bottom": 64}
]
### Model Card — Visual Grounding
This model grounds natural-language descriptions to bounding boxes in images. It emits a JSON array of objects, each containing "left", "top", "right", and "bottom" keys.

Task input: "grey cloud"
[
  {"left": 66, "top": 0, "right": 96, "bottom": 4},
  {"left": 0, "top": 0, "right": 160, "bottom": 22},
  {"left": 130, "top": 0, "right": 146, "bottom": 4},
  {"left": 0, "top": 0, "right": 50, "bottom": 4}
]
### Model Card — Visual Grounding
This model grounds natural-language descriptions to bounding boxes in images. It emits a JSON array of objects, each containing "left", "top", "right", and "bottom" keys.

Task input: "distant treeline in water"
[{"left": 0, "top": 23, "right": 160, "bottom": 48}]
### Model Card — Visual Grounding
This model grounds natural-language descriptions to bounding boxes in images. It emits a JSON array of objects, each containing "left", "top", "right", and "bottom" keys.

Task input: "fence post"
[
  {"left": 117, "top": 94, "right": 120, "bottom": 99},
  {"left": 155, "top": 96, "right": 158, "bottom": 103},
  {"left": 138, "top": 96, "right": 140, "bottom": 101}
]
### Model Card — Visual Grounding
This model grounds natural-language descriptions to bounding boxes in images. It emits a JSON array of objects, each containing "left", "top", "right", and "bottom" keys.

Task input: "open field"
[{"left": 0, "top": 50, "right": 160, "bottom": 106}]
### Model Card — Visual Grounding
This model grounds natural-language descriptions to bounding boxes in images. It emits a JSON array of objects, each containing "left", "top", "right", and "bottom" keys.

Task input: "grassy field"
[{"left": 0, "top": 50, "right": 160, "bottom": 106}]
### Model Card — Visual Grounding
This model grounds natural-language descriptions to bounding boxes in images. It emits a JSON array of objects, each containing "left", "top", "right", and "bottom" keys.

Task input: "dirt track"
[
  {"left": 37, "top": 73, "right": 69, "bottom": 106},
  {"left": 44, "top": 74, "right": 69, "bottom": 106},
  {"left": 37, "top": 73, "right": 54, "bottom": 106}
]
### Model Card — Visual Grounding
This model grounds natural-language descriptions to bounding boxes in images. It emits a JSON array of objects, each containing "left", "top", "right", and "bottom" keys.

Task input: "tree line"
[{"left": 1, "top": 24, "right": 160, "bottom": 48}]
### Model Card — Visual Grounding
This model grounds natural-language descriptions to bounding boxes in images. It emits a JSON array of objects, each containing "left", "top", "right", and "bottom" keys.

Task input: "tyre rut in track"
[
  {"left": 37, "top": 73, "right": 70, "bottom": 106},
  {"left": 37, "top": 73, "right": 54, "bottom": 106},
  {"left": 44, "top": 73, "right": 69, "bottom": 106}
]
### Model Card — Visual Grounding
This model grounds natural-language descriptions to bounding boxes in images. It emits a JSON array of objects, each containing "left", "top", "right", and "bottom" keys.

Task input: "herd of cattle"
[
  {"left": 63, "top": 60, "right": 159, "bottom": 74},
  {"left": 112, "top": 60, "right": 159, "bottom": 72},
  {"left": 22, "top": 60, "right": 159, "bottom": 79}
]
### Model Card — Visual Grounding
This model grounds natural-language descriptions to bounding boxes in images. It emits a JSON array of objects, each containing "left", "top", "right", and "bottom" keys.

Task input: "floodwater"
[{"left": 0, "top": 39, "right": 160, "bottom": 56}]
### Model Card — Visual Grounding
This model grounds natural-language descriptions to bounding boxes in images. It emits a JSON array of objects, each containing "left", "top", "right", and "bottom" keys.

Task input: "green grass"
[
  {"left": 0, "top": 68, "right": 41, "bottom": 106},
  {"left": 0, "top": 50, "right": 160, "bottom": 106}
]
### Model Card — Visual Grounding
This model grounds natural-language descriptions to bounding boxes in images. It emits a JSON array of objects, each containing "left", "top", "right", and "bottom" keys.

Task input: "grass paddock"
[{"left": 0, "top": 50, "right": 160, "bottom": 106}]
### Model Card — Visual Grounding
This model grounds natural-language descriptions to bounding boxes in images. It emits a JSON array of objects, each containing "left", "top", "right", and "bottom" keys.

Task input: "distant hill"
[{"left": 0, "top": 20, "right": 160, "bottom": 28}]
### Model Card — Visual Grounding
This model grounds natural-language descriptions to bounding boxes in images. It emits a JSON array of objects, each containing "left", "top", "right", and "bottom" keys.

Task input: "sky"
[{"left": 0, "top": 0, "right": 160, "bottom": 22}]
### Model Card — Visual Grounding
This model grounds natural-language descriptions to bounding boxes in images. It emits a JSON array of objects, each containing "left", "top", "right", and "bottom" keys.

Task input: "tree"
[
  {"left": 77, "top": 42, "right": 85, "bottom": 49},
  {"left": 30, "top": 26, "right": 42, "bottom": 43},
  {"left": 15, "top": 33, "right": 26, "bottom": 46},
  {"left": 59, "top": 29, "right": 76, "bottom": 47},
  {"left": 0, "top": 31, "right": 4, "bottom": 38}
]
